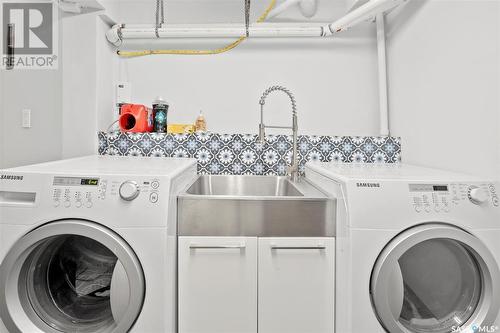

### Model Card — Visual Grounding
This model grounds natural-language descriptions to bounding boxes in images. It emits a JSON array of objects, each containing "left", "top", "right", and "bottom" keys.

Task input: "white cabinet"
[
  {"left": 178, "top": 237, "right": 258, "bottom": 333},
  {"left": 258, "top": 238, "right": 335, "bottom": 333},
  {"left": 178, "top": 236, "right": 334, "bottom": 333}
]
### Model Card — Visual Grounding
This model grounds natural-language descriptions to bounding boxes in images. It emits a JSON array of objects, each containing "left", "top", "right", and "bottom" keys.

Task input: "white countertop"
[
  {"left": 3, "top": 155, "right": 197, "bottom": 177},
  {"left": 306, "top": 162, "right": 482, "bottom": 183}
]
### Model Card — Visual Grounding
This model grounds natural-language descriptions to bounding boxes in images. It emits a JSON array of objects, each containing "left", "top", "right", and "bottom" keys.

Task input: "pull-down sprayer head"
[{"left": 257, "top": 85, "right": 299, "bottom": 181}]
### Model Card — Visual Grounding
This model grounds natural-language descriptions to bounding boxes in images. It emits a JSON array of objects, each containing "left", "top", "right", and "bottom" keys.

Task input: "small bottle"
[
  {"left": 195, "top": 111, "right": 207, "bottom": 132},
  {"left": 153, "top": 97, "right": 169, "bottom": 133}
]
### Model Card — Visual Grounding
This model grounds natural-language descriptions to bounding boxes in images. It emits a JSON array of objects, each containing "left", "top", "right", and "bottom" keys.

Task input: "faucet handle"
[
  {"left": 287, "top": 165, "right": 300, "bottom": 182},
  {"left": 258, "top": 124, "right": 266, "bottom": 144}
]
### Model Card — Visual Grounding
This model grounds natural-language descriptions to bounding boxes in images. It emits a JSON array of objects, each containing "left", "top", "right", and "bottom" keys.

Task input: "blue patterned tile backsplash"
[{"left": 98, "top": 132, "right": 401, "bottom": 176}]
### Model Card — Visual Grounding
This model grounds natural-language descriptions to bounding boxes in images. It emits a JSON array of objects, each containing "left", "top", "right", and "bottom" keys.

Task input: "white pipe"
[
  {"left": 107, "top": 23, "right": 325, "bottom": 46},
  {"left": 267, "top": 0, "right": 317, "bottom": 19},
  {"left": 323, "top": 0, "right": 406, "bottom": 35},
  {"left": 267, "top": 0, "right": 301, "bottom": 19},
  {"left": 250, "top": 23, "right": 323, "bottom": 37},
  {"left": 376, "top": 13, "right": 390, "bottom": 136},
  {"left": 58, "top": 0, "right": 83, "bottom": 13},
  {"left": 106, "top": 0, "right": 407, "bottom": 45}
]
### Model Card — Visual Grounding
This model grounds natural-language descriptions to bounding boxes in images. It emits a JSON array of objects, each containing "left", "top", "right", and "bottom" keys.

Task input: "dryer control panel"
[
  {"left": 51, "top": 176, "right": 162, "bottom": 209},
  {"left": 409, "top": 183, "right": 499, "bottom": 213}
]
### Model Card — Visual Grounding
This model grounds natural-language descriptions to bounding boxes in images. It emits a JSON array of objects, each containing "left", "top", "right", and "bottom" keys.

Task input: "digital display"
[
  {"left": 409, "top": 184, "right": 449, "bottom": 192},
  {"left": 54, "top": 177, "right": 99, "bottom": 186},
  {"left": 433, "top": 185, "right": 448, "bottom": 192},
  {"left": 81, "top": 179, "right": 99, "bottom": 186}
]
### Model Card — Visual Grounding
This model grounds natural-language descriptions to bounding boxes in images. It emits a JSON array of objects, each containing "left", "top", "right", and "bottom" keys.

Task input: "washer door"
[
  {"left": 0, "top": 220, "right": 145, "bottom": 333},
  {"left": 371, "top": 224, "right": 500, "bottom": 333}
]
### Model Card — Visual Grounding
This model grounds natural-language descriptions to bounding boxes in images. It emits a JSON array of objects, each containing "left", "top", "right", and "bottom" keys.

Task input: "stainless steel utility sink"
[
  {"left": 186, "top": 175, "right": 303, "bottom": 197},
  {"left": 178, "top": 175, "right": 335, "bottom": 237}
]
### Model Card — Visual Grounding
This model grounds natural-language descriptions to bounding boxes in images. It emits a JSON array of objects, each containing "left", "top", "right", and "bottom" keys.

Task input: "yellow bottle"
[{"left": 195, "top": 111, "right": 207, "bottom": 132}]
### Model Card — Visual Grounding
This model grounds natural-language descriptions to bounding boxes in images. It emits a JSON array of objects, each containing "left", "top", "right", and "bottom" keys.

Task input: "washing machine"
[
  {"left": 306, "top": 162, "right": 500, "bottom": 333},
  {"left": 0, "top": 155, "right": 197, "bottom": 333}
]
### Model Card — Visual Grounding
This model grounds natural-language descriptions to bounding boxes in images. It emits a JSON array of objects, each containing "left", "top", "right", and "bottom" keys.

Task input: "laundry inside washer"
[{"left": 20, "top": 235, "right": 118, "bottom": 332}]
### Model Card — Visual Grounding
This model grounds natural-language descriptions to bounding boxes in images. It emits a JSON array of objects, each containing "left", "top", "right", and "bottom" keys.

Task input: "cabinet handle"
[
  {"left": 270, "top": 245, "right": 326, "bottom": 250},
  {"left": 189, "top": 244, "right": 246, "bottom": 249}
]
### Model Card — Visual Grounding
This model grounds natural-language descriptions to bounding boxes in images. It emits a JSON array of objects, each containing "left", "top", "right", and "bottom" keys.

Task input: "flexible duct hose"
[{"left": 117, "top": 0, "right": 276, "bottom": 58}]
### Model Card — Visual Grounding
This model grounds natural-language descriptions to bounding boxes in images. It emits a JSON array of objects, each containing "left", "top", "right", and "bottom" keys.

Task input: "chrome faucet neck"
[
  {"left": 259, "top": 86, "right": 297, "bottom": 116},
  {"left": 258, "top": 85, "right": 299, "bottom": 182}
]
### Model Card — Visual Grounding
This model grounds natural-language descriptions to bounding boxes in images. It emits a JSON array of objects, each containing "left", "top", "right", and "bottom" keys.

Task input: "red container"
[{"left": 119, "top": 104, "right": 153, "bottom": 133}]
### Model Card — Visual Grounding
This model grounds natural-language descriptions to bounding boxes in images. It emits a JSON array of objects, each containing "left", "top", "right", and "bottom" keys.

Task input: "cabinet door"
[
  {"left": 258, "top": 237, "right": 335, "bottom": 333},
  {"left": 178, "top": 237, "right": 257, "bottom": 333}
]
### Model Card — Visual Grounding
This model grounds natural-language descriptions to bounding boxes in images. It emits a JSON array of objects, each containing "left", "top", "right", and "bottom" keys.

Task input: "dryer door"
[
  {"left": 0, "top": 220, "right": 145, "bottom": 333},
  {"left": 371, "top": 224, "right": 500, "bottom": 333}
]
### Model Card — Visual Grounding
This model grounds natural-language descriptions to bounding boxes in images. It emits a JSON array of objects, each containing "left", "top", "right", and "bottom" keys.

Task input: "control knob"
[
  {"left": 468, "top": 186, "right": 488, "bottom": 205},
  {"left": 119, "top": 181, "right": 140, "bottom": 201}
]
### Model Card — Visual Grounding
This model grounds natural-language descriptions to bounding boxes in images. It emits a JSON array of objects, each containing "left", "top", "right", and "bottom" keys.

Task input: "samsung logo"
[
  {"left": 0, "top": 174, "right": 24, "bottom": 181},
  {"left": 356, "top": 182, "right": 380, "bottom": 188}
]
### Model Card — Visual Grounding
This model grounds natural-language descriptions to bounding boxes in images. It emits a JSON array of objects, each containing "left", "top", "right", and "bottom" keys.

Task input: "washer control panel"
[
  {"left": 409, "top": 183, "right": 499, "bottom": 213},
  {"left": 51, "top": 176, "right": 162, "bottom": 209}
]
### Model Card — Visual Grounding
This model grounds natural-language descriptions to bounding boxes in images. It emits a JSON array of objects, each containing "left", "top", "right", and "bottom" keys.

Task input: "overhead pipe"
[
  {"left": 58, "top": 0, "right": 83, "bottom": 14},
  {"left": 56, "top": 0, "right": 104, "bottom": 14},
  {"left": 324, "top": 0, "right": 406, "bottom": 35},
  {"left": 106, "top": 0, "right": 408, "bottom": 46},
  {"left": 106, "top": 23, "right": 324, "bottom": 46},
  {"left": 376, "top": 13, "right": 390, "bottom": 136},
  {"left": 266, "top": 0, "right": 318, "bottom": 19}
]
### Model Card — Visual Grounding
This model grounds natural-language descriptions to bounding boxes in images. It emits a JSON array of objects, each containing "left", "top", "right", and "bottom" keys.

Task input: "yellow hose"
[{"left": 118, "top": 0, "right": 276, "bottom": 58}]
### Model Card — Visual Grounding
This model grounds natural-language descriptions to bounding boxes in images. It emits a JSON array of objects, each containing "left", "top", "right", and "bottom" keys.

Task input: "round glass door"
[
  {"left": 23, "top": 235, "right": 118, "bottom": 332},
  {"left": 0, "top": 220, "right": 145, "bottom": 333},
  {"left": 371, "top": 224, "right": 500, "bottom": 333},
  {"left": 398, "top": 238, "right": 481, "bottom": 332}
]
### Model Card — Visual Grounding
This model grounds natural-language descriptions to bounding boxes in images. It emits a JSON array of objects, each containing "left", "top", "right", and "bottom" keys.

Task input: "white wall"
[
  {"left": 0, "top": 1, "right": 385, "bottom": 168},
  {"left": 61, "top": 12, "right": 98, "bottom": 159},
  {"left": 0, "top": 60, "right": 3, "bottom": 167},
  {"left": 118, "top": 38, "right": 379, "bottom": 136},
  {"left": 0, "top": 14, "right": 63, "bottom": 169},
  {"left": 6, "top": 0, "right": 498, "bottom": 176},
  {"left": 0, "top": 9, "right": 117, "bottom": 168},
  {"left": 59, "top": 10, "right": 118, "bottom": 159},
  {"left": 386, "top": 0, "right": 500, "bottom": 179},
  {"left": 0, "top": 70, "right": 63, "bottom": 169},
  {"left": 105, "top": 0, "right": 381, "bottom": 136}
]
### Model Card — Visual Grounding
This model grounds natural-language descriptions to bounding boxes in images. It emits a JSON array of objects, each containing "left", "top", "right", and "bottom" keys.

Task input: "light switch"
[
  {"left": 22, "top": 109, "right": 31, "bottom": 128},
  {"left": 116, "top": 82, "right": 131, "bottom": 105}
]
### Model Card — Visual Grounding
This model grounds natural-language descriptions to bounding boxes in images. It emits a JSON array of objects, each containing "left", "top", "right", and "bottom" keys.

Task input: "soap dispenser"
[{"left": 195, "top": 111, "right": 207, "bottom": 132}]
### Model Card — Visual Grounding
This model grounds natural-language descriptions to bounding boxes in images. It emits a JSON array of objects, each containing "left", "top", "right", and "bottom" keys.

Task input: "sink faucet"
[{"left": 258, "top": 85, "right": 299, "bottom": 182}]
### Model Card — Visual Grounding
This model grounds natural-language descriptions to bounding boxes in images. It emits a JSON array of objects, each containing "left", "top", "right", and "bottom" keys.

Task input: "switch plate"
[
  {"left": 22, "top": 109, "right": 31, "bottom": 128},
  {"left": 116, "top": 82, "right": 131, "bottom": 105}
]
